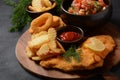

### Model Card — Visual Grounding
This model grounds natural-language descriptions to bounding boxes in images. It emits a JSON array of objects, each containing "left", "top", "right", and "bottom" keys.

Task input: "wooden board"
[{"left": 15, "top": 23, "right": 120, "bottom": 79}]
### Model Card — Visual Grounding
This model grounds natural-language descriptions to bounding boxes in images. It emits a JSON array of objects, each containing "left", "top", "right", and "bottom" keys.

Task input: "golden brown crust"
[
  {"left": 29, "top": 13, "right": 53, "bottom": 34},
  {"left": 26, "top": 28, "right": 65, "bottom": 60},
  {"left": 28, "top": 13, "right": 66, "bottom": 34},
  {"left": 29, "top": 0, "right": 55, "bottom": 12},
  {"left": 40, "top": 35, "right": 116, "bottom": 71}
]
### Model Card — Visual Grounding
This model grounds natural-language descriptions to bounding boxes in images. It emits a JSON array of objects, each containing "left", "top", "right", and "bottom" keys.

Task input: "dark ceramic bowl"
[
  {"left": 60, "top": 0, "right": 112, "bottom": 30},
  {"left": 57, "top": 25, "right": 84, "bottom": 50},
  {"left": 26, "top": 0, "right": 57, "bottom": 19}
]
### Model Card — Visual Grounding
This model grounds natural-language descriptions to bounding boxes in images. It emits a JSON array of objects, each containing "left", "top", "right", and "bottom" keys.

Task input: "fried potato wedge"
[
  {"left": 48, "top": 28, "right": 65, "bottom": 53},
  {"left": 56, "top": 41, "right": 66, "bottom": 53},
  {"left": 32, "top": 0, "right": 42, "bottom": 12},
  {"left": 37, "top": 43, "right": 50, "bottom": 56},
  {"left": 37, "top": 43, "right": 57, "bottom": 60},
  {"left": 35, "top": 28, "right": 65, "bottom": 60},
  {"left": 48, "top": 28, "right": 56, "bottom": 41},
  {"left": 32, "top": 56, "right": 41, "bottom": 61},
  {"left": 32, "top": 31, "right": 48, "bottom": 39},
  {"left": 28, "top": 5, "right": 37, "bottom": 12},
  {"left": 48, "top": 40, "right": 62, "bottom": 53},
  {"left": 26, "top": 46, "right": 35, "bottom": 58},
  {"left": 42, "top": 0, "right": 52, "bottom": 7},
  {"left": 28, "top": 34, "right": 49, "bottom": 49}
]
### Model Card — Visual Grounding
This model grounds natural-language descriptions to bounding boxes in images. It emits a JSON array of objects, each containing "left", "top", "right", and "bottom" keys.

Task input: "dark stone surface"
[{"left": 0, "top": 0, "right": 120, "bottom": 80}]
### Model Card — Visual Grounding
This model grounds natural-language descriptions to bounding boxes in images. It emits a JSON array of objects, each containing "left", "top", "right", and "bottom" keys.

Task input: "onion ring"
[
  {"left": 51, "top": 16, "right": 60, "bottom": 28},
  {"left": 29, "top": 13, "right": 53, "bottom": 34}
]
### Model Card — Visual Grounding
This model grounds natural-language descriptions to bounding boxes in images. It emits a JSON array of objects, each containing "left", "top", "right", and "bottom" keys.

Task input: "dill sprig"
[
  {"left": 62, "top": 45, "right": 82, "bottom": 62},
  {"left": 56, "top": 0, "right": 62, "bottom": 16},
  {"left": 4, "top": 0, "right": 16, "bottom": 7},
  {"left": 4, "top": 0, "right": 32, "bottom": 32}
]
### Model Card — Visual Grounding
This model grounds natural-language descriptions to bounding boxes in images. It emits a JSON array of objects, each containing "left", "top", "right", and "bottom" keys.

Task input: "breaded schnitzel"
[{"left": 40, "top": 35, "right": 116, "bottom": 71}]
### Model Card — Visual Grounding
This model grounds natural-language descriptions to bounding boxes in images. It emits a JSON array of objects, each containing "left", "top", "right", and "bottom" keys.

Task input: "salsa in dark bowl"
[
  {"left": 68, "top": 0, "right": 108, "bottom": 16},
  {"left": 60, "top": 0, "right": 112, "bottom": 31}
]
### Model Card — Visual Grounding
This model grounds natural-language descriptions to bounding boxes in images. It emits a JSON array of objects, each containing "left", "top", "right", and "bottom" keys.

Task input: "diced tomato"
[
  {"left": 68, "top": 0, "right": 108, "bottom": 15},
  {"left": 68, "top": 8, "right": 74, "bottom": 13},
  {"left": 74, "top": 0, "right": 82, "bottom": 3},
  {"left": 98, "top": 0, "right": 106, "bottom": 6},
  {"left": 81, "top": 4, "right": 86, "bottom": 9},
  {"left": 92, "top": 9, "right": 97, "bottom": 14}
]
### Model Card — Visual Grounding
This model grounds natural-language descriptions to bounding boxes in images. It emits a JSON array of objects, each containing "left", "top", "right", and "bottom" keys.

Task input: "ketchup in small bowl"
[
  {"left": 60, "top": 31, "right": 81, "bottom": 42},
  {"left": 57, "top": 25, "right": 84, "bottom": 49}
]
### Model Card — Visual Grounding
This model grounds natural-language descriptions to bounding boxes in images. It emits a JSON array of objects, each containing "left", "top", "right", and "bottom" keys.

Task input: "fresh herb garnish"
[
  {"left": 56, "top": 0, "right": 62, "bottom": 16},
  {"left": 4, "top": 0, "right": 32, "bottom": 32},
  {"left": 62, "top": 45, "right": 82, "bottom": 62},
  {"left": 4, "top": 0, "right": 16, "bottom": 7},
  {"left": 94, "top": 1, "right": 102, "bottom": 12}
]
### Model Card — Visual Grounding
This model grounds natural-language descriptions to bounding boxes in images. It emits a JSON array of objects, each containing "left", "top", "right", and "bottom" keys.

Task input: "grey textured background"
[{"left": 0, "top": 0, "right": 120, "bottom": 80}]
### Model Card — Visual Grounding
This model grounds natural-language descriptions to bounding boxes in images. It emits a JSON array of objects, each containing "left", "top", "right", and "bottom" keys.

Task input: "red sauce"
[
  {"left": 60, "top": 31, "right": 80, "bottom": 41},
  {"left": 68, "top": 0, "right": 108, "bottom": 15}
]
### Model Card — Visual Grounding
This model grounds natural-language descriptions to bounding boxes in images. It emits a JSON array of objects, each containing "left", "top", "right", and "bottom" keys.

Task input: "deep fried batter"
[
  {"left": 29, "top": 13, "right": 53, "bottom": 34},
  {"left": 28, "top": 13, "right": 66, "bottom": 34},
  {"left": 40, "top": 35, "right": 116, "bottom": 71}
]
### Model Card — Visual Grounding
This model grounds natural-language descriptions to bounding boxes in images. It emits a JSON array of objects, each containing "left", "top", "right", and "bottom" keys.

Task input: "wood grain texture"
[{"left": 15, "top": 23, "right": 120, "bottom": 79}]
